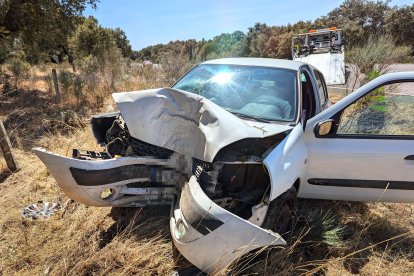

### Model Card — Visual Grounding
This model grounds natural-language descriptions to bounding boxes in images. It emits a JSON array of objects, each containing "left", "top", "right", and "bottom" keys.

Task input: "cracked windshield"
[{"left": 173, "top": 64, "right": 297, "bottom": 122}]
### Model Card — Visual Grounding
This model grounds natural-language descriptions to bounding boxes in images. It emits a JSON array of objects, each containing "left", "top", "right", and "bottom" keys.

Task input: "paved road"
[
  {"left": 328, "top": 63, "right": 414, "bottom": 96},
  {"left": 389, "top": 64, "right": 414, "bottom": 72}
]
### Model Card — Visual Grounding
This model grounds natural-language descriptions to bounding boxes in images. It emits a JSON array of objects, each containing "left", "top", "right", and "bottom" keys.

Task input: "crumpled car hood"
[{"left": 113, "top": 88, "right": 293, "bottom": 162}]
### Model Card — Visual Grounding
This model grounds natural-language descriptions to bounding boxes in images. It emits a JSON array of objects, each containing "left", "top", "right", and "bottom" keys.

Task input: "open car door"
[{"left": 300, "top": 72, "right": 414, "bottom": 203}]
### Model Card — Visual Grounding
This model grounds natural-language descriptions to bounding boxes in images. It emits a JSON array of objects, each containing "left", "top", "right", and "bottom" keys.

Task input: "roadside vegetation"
[{"left": 1, "top": 0, "right": 413, "bottom": 275}]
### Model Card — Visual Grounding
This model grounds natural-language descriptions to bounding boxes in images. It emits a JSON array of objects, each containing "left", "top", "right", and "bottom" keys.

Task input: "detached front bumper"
[
  {"left": 170, "top": 176, "right": 286, "bottom": 274},
  {"left": 33, "top": 148, "right": 180, "bottom": 207}
]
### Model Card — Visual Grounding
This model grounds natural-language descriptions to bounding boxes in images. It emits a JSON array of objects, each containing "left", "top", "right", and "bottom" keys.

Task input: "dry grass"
[
  {"left": 240, "top": 200, "right": 414, "bottom": 275},
  {"left": 0, "top": 71, "right": 178, "bottom": 275},
  {"left": 0, "top": 128, "right": 176, "bottom": 275},
  {"left": 0, "top": 68, "right": 413, "bottom": 275}
]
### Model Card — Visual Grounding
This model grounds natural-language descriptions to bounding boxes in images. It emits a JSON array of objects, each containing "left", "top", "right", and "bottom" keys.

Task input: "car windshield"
[{"left": 173, "top": 64, "right": 297, "bottom": 122}]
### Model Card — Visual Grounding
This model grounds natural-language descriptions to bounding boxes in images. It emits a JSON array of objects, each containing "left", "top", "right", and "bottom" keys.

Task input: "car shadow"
[
  {"left": 341, "top": 214, "right": 414, "bottom": 274},
  {"left": 239, "top": 199, "right": 413, "bottom": 275},
  {"left": 99, "top": 205, "right": 200, "bottom": 273},
  {"left": 98, "top": 199, "right": 412, "bottom": 275},
  {"left": 99, "top": 205, "right": 171, "bottom": 249}
]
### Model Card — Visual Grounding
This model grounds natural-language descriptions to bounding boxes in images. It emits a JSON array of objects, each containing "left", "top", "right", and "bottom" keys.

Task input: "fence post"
[
  {"left": 0, "top": 121, "right": 19, "bottom": 172},
  {"left": 51, "top": 68, "right": 61, "bottom": 102}
]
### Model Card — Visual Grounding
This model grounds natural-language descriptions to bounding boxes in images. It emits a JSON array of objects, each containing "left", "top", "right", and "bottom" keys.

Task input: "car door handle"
[{"left": 404, "top": 155, "right": 414, "bottom": 160}]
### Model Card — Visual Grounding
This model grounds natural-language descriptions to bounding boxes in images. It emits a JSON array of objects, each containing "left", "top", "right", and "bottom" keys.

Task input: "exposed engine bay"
[{"left": 84, "top": 112, "right": 287, "bottom": 221}]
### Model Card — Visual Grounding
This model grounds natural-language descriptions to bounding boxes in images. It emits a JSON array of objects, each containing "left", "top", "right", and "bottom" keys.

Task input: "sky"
[{"left": 85, "top": 0, "right": 414, "bottom": 51}]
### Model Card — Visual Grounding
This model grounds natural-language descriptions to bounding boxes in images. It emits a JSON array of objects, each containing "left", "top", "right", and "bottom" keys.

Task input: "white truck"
[{"left": 292, "top": 28, "right": 346, "bottom": 85}]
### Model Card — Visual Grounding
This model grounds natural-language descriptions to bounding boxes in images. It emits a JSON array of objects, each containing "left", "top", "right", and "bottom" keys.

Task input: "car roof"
[{"left": 201, "top": 58, "right": 306, "bottom": 71}]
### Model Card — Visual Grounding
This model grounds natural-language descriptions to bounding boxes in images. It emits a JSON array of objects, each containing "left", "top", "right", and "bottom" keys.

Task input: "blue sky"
[{"left": 85, "top": 0, "right": 414, "bottom": 50}]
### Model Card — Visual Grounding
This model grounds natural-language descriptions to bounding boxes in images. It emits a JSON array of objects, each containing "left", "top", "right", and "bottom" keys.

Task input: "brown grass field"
[{"left": 0, "top": 68, "right": 413, "bottom": 275}]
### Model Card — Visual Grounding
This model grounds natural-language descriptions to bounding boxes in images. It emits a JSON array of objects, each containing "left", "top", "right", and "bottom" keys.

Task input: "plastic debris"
[{"left": 22, "top": 201, "right": 61, "bottom": 219}]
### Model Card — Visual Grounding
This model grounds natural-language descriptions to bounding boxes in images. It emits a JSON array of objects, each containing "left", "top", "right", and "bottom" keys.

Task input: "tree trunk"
[
  {"left": 0, "top": 121, "right": 19, "bottom": 172},
  {"left": 51, "top": 69, "right": 61, "bottom": 102}
]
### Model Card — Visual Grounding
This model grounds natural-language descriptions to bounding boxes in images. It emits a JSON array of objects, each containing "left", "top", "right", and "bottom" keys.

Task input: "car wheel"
[{"left": 261, "top": 186, "right": 298, "bottom": 236}]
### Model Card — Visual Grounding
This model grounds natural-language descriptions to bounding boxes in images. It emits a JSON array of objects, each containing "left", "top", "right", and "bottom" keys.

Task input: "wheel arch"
[{"left": 293, "top": 178, "right": 300, "bottom": 193}]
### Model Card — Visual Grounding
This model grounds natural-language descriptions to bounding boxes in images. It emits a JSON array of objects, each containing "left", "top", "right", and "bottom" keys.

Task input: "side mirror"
[{"left": 314, "top": 119, "right": 335, "bottom": 137}]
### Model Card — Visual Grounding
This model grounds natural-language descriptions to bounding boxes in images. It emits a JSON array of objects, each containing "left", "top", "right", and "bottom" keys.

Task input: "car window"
[
  {"left": 337, "top": 81, "right": 414, "bottom": 136},
  {"left": 173, "top": 64, "right": 298, "bottom": 122},
  {"left": 313, "top": 70, "right": 328, "bottom": 107}
]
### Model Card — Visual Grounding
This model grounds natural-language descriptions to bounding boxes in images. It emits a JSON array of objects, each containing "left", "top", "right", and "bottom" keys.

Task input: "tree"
[
  {"left": 128, "top": 1, "right": 414, "bottom": 63},
  {"left": 320, "top": 0, "right": 391, "bottom": 46},
  {"left": 385, "top": 4, "right": 414, "bottom": 53},
  {"left": 243, "top": 23, "right": 268, "bottom": 56},
  {"left": 69, "top": 17, "right": 115, "bottom": 60},
  {"left": 243, "top": 24, "right": 293, "bottom": 59},
  {"left": 200, "top": 31, "right": 246, "bottom": 60},
  {"left": 69, "top": 17, "right": 125, "bottom": 91},
  {"left": 109, "top": 28, "right": 133, "bottom": 58},
  {"left": 0, "top": 0, "right": 98, "bottom": 63},
  {"left": 347, "top": 34, "right": 411, "bottom": 90}
]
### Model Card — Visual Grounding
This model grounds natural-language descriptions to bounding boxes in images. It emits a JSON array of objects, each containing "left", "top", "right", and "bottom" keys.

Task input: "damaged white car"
[{"left": 34, "top": 58, "right": 414, "bottom": 273}]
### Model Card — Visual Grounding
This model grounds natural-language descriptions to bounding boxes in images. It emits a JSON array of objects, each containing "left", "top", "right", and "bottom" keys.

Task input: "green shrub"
[
  {"left": 7, "top": 57, "right": 29, "bottom": 87},
  {"left": 58, "top": 70, "right": 85, "bottom": 104},
  {"left": 59, "top": 70, "right": 75, "bottom": 93},
  {"left": 43, "top": 74, "right": 53, "bottom": 94},
  {"left": 78, "top": 55, "right": 100, "bottom": 91},
  {"left": 73, "top": 75, "right": 84, "bottom": 104},
  {"left": 355, "top": 69, "right": 386, "bottom": 111},
  {"left": 347, "top": 34, "right": 412, "bottom": 91}
]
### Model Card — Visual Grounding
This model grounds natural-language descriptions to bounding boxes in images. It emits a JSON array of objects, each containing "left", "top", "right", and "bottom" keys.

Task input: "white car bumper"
[{"left": 170, "top": 176, "right": 286, "bottom": 274}]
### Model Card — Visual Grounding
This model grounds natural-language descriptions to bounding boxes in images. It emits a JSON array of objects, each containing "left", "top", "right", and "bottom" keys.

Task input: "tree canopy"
[
  {"left": 0, "top": 0, "right": 413, "bottom": 65},
  {"left": 134, "top": 0, "right": 414, "bottom": 63},
  {"left": 0, "top": 0, "right": 132, "bottom": 63},
  {"left": 0, "top": 0, "right": 99, "bottom": 62}
]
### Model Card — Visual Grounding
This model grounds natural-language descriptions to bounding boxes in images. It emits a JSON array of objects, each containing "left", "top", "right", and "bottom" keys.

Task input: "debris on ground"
[{"left": 22, "top": 201, "right": 61, "bottom": 220}]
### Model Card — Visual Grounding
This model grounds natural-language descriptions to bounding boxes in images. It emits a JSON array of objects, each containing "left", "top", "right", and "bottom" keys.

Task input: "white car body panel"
[
  {"left": 113, "top": 87, "right": 292, "bottom": 163},
  {"left": 300, "top": 138, "right": 414, "bottom": 202},
  {"left": 300, "top": 72, "right": 414, "bottom": 202},
  {"left": 264, "top": 123, "right": 307, "bottom": 200},
  {"left": 33, "top": 148, "right": 181, "bottom": 207},
  {"left": 170, "top": 176, "right": 285, "bottom": 274}
]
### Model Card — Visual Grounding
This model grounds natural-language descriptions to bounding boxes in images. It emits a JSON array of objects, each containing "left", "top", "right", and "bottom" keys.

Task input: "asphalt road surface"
[{"left": 328, "top": 63, "right": 414, "bottom": 96}]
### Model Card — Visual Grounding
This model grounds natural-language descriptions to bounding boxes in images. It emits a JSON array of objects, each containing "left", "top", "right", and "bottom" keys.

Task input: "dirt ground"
[{"left": 0, "top": 77, "right": 413, "bottom": 275}]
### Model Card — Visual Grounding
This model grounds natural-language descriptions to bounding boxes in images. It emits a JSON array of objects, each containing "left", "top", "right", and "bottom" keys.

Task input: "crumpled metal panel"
[
  {"left": 33, "top": 148, "right": 179, "bottom": 207},
  {"left": 113, "top": 88, "right": 293, "bottom": 162},
  {"left": 170, "top": 176, "right": 286, "bottom": 274}
]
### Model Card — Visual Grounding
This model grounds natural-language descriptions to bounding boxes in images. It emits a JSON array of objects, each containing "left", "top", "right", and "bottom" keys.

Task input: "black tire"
[{"left": 261, "top": 186, "right": 298, "bottom": 236}]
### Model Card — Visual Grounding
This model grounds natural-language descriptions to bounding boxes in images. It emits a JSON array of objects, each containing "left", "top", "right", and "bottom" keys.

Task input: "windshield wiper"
[{"left": 227, "top": 110, "right": 271, "bottom": 123}]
